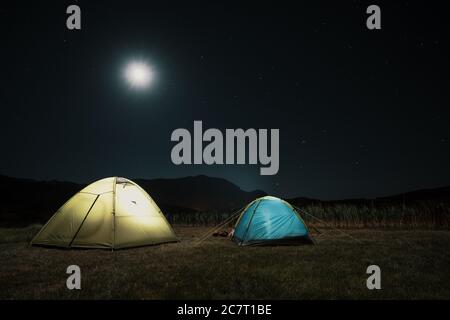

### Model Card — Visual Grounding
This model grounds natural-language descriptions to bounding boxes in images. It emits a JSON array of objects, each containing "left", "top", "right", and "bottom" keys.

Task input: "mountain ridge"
[
  {"left": 0, "top": 174, "right": 266, "bottom": 226},
  {"left": 1, "top": 174, "right": 449, "bottom": 227}
]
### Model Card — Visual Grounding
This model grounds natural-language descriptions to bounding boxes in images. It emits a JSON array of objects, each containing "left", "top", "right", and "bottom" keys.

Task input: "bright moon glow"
[{"left": 124, "top": 61, "right": 154, "bottom": 89}]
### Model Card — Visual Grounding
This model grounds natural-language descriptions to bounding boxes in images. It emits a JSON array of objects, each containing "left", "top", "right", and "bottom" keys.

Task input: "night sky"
[{"left": 1, "top": 1, "right": 449, "bottom": 199}]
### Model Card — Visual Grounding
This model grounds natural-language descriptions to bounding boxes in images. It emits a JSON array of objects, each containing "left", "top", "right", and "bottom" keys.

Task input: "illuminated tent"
[
  {"left": 232, "top": 196, "right": 313, "bottom": 246},
  {"left": 31, "top": 177, "right": 177, "bottom": 249}
]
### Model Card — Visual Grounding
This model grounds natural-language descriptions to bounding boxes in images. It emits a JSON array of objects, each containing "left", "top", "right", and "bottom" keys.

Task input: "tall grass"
[
  {"left": 300, "top": 202, "right": 450, "bottom": 229},
  {"left": 168, "top": 211, "right": 232, "bottom": 227},
  {"left": 167, "top": 202, "right": 450, "bottom": 229}
]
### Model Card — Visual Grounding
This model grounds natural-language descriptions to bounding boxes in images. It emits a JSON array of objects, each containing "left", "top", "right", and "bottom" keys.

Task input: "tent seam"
[
  {"left": 68, "top": 194, "right": 100, "bottom": 248},
  {"left": 240, "top": 199, "right": 262, "bottom": 244}
]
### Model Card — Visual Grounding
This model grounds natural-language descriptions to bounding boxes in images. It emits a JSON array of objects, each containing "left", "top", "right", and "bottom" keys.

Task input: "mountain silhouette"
[
  {"left": 135, "top": 175, "right": 265, "bottom": 212},
  {"left": 287, "top": 186, "right": 450, "bottom": 208},
  {"left": 0, "top": 174, "right": 265, "bottom": 226},
  {"left": 1, "top": 174, "right": 449, "bottom": 227}
]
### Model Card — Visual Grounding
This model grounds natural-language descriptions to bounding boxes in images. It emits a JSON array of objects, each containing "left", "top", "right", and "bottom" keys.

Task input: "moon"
[{"left": 124, "top": 61, "right": 154, "bottom": 89}]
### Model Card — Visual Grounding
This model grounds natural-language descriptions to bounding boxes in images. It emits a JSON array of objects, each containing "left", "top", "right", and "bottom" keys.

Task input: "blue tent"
[{"left": 232, "top": 196, "right": 313, "bottom": 245}]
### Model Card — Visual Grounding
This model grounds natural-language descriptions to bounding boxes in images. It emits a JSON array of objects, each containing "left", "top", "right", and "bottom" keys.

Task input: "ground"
[{"left": 0, "top": 226, "right": 449, "bottom": 299}]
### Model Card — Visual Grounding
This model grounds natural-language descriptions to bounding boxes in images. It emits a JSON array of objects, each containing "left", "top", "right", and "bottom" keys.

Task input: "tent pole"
[
  {"left": 68, "top": 195, "right": 100, "bottom": 248},
  {"left": 112, "top": 177, "right": 117, "bottom": 251},
  {"left": 240, "top": 200, "right": 262, "bottom": 244}
]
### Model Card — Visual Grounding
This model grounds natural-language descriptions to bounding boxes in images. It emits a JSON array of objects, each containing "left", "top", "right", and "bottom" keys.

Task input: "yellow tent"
[{"left": 31, "top": 177, "right": 178, "bottom": 249}]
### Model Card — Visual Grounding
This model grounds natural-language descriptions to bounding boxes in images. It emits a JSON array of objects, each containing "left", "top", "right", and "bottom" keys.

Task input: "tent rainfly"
[
  {"left": 31, "top": 177, "right": 178, "bottom": 249},
  {"left": 232, "top": 196, "right": 313, "bottom": 245}
]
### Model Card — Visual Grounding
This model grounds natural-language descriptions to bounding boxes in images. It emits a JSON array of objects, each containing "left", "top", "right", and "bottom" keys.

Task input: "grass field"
[{"left": 0, "top": 225, "right": 449, "bottom": 299}]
